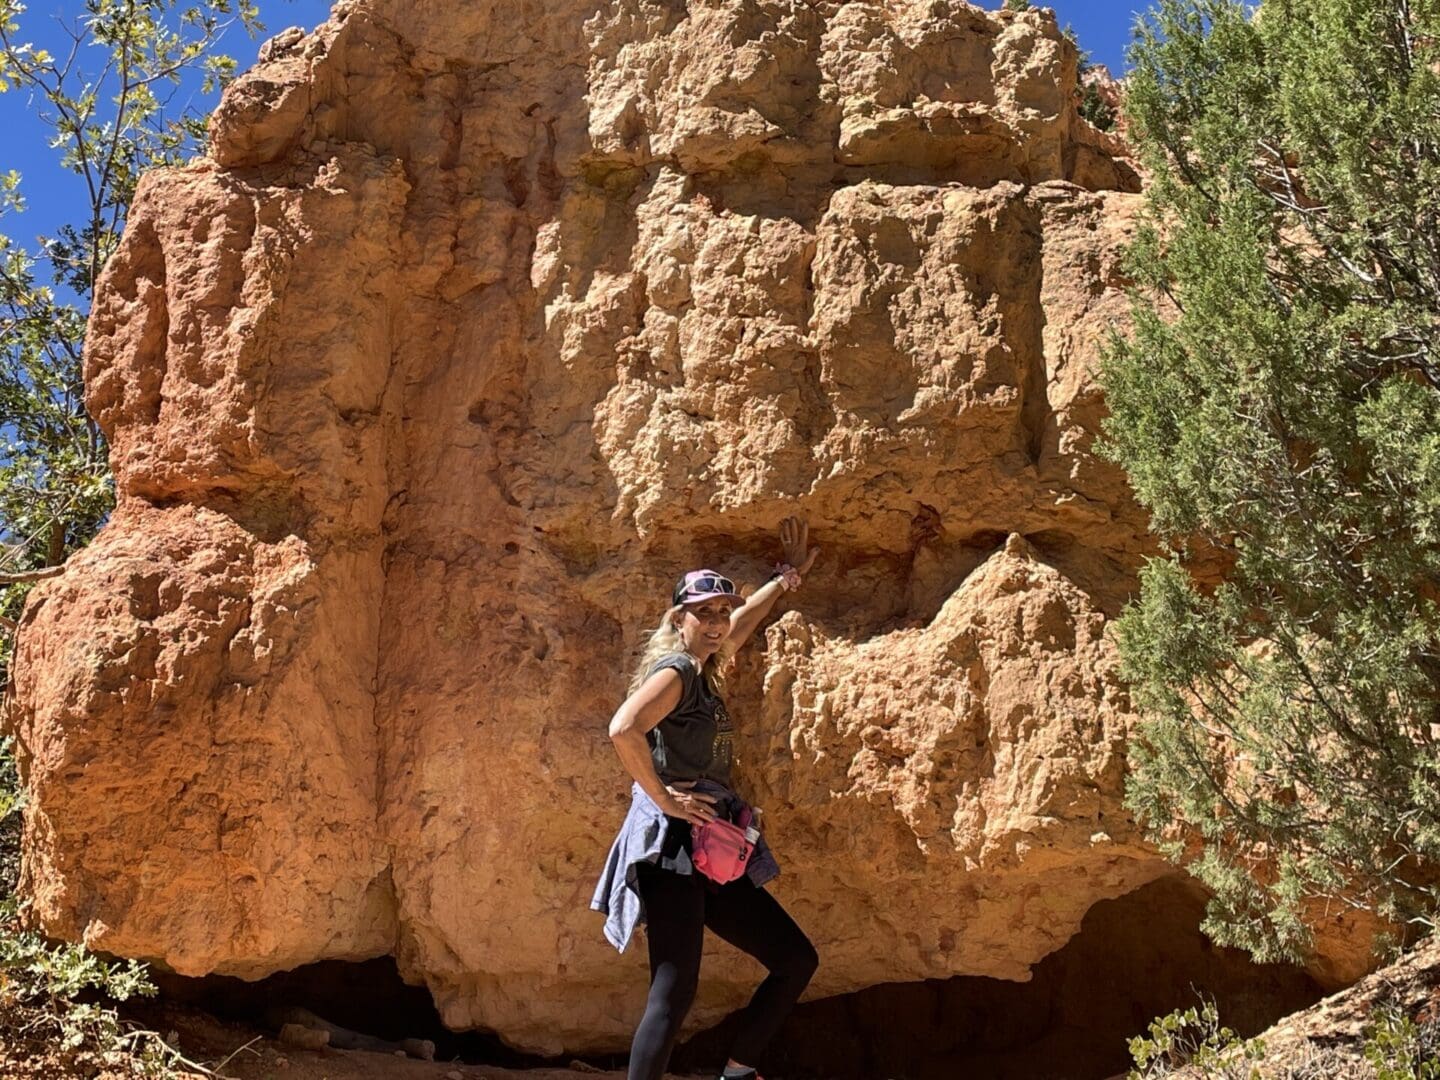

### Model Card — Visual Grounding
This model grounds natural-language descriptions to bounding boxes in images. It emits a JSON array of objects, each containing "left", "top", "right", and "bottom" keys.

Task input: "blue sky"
[
  {"left": 0, "top": 1, "right": 1144, "bottom": 258},
  {"left": 0, "top": 0, "right": 332, "bottom": 252},
  {"left": 1055, "top": 1, "right": 1145, "bottom": 76}
]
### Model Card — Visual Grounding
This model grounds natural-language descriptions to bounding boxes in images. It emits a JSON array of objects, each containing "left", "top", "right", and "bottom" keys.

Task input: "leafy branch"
[{"left": 0, "top": 0, "right": 262, "bottom": 687}]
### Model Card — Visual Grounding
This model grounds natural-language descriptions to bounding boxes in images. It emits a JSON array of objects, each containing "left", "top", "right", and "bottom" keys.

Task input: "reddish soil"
[{"left": 0, "top": 1001, "right": 676, "bottom": 1080}]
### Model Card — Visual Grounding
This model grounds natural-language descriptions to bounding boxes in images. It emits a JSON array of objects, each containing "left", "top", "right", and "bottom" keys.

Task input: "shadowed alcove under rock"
[
  {"left": 145, "top": 875, "right": 1325, "bottom": 1078},
  {"left": 674, "top": 874, "right": 1326, "bottom": 1079}
]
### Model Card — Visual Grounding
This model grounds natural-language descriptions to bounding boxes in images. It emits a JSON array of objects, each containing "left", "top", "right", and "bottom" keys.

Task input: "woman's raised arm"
[{"left": 724, "top": 516, "right": 819, "bottom": 656}]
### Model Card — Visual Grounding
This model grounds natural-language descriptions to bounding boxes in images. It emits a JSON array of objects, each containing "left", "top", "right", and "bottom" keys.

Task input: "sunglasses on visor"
[{"left": 673, "top": 574, "right": 738, "bottom": 605}]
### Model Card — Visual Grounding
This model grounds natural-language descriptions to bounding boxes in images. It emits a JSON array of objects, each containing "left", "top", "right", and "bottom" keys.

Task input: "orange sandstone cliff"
[{"left": 0, "top": 0, "right": 1367, "bottom": 1057}]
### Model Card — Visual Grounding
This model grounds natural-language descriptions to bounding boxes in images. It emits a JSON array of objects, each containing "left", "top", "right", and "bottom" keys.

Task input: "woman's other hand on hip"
[{"left": 662, "top": 782, "right": 718, "bottom": 826}]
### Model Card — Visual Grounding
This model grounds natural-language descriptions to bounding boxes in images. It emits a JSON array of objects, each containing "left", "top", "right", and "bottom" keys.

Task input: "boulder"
[{"left": 5, "top": 0, "right": 1334, "bottom": 1057}]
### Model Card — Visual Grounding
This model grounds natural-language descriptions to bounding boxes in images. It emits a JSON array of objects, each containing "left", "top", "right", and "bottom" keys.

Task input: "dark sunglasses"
[{"left": 672, "top": 574, "right": 737, "bottom": 606}]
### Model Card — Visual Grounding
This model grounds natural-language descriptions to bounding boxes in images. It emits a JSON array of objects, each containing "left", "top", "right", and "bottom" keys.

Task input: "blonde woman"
[{"left": 591, "top": 517, "right": 821, "bottom": 1080}]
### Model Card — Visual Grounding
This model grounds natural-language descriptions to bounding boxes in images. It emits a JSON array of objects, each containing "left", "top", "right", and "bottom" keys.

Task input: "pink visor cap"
[{"left": 672, "top": 569, "right": 743, "bottom": 608}]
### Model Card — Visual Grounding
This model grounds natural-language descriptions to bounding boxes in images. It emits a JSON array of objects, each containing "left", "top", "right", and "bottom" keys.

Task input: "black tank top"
[{"left": 645, "top": 653, "right": 734, "bottom": 786}]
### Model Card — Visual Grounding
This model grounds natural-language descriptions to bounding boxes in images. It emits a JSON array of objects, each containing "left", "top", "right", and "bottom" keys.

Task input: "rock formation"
[{"left": 0, "top": 0, "right": 1370, "bottom": 1057}]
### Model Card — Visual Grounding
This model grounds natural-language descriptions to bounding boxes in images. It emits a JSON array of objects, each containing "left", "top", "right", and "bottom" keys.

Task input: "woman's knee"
[
  {"left": 777, "top": 936, "right": 818, "bottom": 986},
  {"left": 647, "top": 963, "right": 701, "bottom": 1022},
  {"left": 670, "top": 977, "right": 701, "bottom": 1020}
]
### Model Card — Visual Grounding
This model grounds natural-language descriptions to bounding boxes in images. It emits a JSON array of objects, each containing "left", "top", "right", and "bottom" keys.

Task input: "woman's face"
[{"left": 675, "top": 599, "right": 733, "bottom": 659}]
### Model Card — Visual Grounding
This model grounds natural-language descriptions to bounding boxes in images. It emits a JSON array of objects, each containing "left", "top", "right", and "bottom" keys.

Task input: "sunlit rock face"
[{"left": 7, "top": 0, "right": 1335, "bottom": 1057}]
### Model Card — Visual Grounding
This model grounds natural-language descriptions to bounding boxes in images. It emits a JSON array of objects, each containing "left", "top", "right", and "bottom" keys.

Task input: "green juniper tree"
[
  {"left": 1101, "top": 0, "right": 1440, "bottom": 963},
  {"left": 0, "top": 0, "right": 260, "bottom": 687}
]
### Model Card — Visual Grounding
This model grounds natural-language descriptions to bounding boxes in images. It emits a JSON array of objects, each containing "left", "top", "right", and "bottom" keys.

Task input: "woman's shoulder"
[{"left": 647, "top": 652, "right": 697, "bottom": 680}]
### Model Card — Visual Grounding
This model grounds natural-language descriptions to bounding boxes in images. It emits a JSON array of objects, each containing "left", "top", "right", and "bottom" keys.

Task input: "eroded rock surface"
[{"left": 1, "top": 0, "right": 1311, "bottom": 1056}]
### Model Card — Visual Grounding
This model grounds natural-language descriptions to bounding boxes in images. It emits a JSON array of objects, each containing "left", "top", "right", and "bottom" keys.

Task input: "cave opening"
[
  {"left": 676, "top": 875, "right": 1326, "bottom": 1079},
  {"left": 142, "top": 875, "right": 1326, "bottom": 1078},
  {"left": 141, "top": 956, "right": 549, "bottom": 1068}
]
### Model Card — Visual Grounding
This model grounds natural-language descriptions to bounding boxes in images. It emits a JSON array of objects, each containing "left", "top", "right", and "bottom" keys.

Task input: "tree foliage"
[
  {"left": 0, "top": 0, "right": 260, "bottom": 684},
  {"left": 1101, "top": 0, "right": 1440, "bottom": 962}
]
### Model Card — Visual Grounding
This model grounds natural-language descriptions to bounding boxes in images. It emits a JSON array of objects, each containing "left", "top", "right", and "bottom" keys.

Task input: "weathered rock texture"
[{"left": 1, "top": 0, "right": 1364, "bottom": 1057}]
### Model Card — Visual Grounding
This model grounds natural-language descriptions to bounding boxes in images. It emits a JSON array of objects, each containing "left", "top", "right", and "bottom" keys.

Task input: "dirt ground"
[
  {"left": 15, "top": 939, "right": 1438, "bottom": 1080},
  {"left": 0, "top": 1000, "right": 707, "bottom": 1080}
]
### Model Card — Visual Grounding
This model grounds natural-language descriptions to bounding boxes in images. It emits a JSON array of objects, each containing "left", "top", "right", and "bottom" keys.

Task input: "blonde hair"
[{"left": 629, "top": 604, "right": 729, "bottom": 696}]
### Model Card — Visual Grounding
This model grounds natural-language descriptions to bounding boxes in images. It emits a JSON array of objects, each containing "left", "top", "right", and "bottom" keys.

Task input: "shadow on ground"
[
  {"left": 675, "top": 875, "right": 1324, "bottom": 1079},
  {"left": 147, "top": 875, "right": 1323, "bottom": 1080}
]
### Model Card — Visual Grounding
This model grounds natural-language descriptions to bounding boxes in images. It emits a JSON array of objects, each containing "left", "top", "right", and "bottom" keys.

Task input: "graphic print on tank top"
[{"left": 711, "top": 695, "right": 734, "bottom": 770}]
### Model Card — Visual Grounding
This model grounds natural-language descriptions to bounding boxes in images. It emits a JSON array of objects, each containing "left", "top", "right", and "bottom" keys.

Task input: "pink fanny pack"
[{"left": 691, "top": 807, "right": 758, "bottom": 884}]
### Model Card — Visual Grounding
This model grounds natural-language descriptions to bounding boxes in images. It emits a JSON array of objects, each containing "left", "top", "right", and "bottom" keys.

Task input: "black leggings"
[{"left": 628, "top": 862, "right": 818, "bottom": 1080}]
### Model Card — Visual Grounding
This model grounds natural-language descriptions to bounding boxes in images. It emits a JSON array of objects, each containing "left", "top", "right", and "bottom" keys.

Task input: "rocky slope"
[{"left": 1, "top": 0, "right": 1372, "bottom": 1057}]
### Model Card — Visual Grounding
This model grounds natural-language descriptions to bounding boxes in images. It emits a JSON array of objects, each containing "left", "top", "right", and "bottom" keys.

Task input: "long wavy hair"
[{"left": 629, "top": 603, "right": 728, "bottom": 696}]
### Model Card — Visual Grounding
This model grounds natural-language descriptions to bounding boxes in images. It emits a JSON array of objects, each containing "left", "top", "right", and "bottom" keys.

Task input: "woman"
[{"left": 591, "top": 517, "right": 821, "bottom": 1080}]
